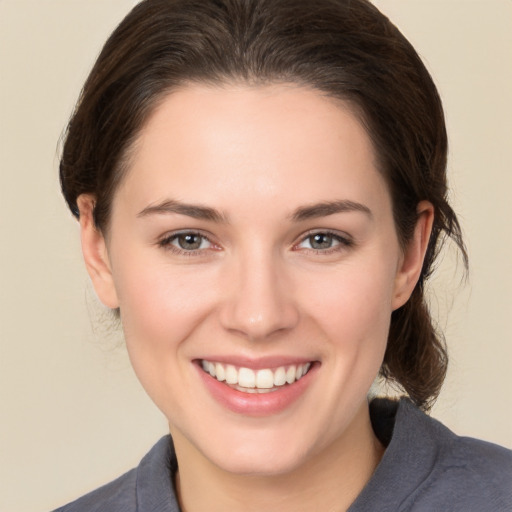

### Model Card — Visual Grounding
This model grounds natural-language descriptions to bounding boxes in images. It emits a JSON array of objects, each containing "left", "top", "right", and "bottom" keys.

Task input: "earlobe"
[
  {"left": 392, "top": 201, "right": 434, "bottom": 310},
  {"left": 77, "top": 195, "right": 119, "bottom": 309}
]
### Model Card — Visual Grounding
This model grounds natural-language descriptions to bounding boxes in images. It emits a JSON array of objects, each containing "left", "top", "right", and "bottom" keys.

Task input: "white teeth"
[
  {"left": 215, "top": 362, "right": 225, "bottom": 382},
  {"left": 273, "top": 366, "right": 286, "bottom": 386},
  {"left": 225, "top": 364, "right": 238, "bottom": 384},
  {"left": 256, "top": 369, "right": 274, "bottom": 389},
  {"left": 238, "top": 367, "right": 256, "bottom": 388},
  {"left": 201, "top": 360, "right": 312, "bottom": 390}
]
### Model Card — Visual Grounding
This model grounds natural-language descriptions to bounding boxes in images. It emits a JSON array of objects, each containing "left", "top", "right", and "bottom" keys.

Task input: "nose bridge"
[{"left": 220, "top": 243, "right": 299, "bottom": 340}]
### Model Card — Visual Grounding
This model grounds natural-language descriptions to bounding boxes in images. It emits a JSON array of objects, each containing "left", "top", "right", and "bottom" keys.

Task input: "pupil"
[
  {"left": 179, "top": 234, "right": 201, "bottom": 250},
  {"left": 311, "top": 233, "right": 332, "bottom": 249}
]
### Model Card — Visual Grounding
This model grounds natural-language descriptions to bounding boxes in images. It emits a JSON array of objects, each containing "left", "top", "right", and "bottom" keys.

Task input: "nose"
[{"left": 219, "top": 250, "right": 300, "bottom": 341}]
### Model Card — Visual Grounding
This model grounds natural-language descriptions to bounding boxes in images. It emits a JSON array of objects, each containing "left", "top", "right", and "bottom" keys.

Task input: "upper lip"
[{"left": 195, "top": 355, "right": 317, "bottom": 370}]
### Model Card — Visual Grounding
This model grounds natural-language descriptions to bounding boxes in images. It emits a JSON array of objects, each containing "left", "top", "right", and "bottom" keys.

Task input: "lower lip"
[{"left": 196, "top": 363, "right": 317, "bottom": 416}]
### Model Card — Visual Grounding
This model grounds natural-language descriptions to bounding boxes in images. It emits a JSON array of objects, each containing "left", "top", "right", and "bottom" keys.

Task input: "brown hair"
[{"left": 60, "top": 0, "right": 467, "bottom": 410}]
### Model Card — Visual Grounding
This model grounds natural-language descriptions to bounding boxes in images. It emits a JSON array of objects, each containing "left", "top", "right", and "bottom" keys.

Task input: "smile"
[{"left": 201, "top": 360, "right": 312, "bottom": 393}]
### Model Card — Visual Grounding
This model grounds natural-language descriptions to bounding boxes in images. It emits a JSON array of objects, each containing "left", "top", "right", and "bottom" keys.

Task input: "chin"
[
  {"left": 186, "top": 418, "right": 323, "bottom": 477},
  {"left": 210, "top": 442, "right": 310, "bottom": 477}
]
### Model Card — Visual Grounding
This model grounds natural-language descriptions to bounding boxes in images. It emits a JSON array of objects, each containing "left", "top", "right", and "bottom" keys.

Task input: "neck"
[{"left": 172, "top": 401, "right": 384, "bottom": 512}]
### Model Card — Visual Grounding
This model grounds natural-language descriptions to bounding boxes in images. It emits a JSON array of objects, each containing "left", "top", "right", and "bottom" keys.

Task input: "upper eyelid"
[
  {"left": 292, "top": 230, "right": 355, "bottom": 253},
  {"left": 156, "top": 228, "right": 353, "bottom": 250},
  {"left": 158, "top": 230, "right": 216, "bottom": 250},
  {"left": 296, "top": 228, "right": 353, "bottom": 243},
  {"left": 159, "top": 229, "right": 213, "bottom": 242}
]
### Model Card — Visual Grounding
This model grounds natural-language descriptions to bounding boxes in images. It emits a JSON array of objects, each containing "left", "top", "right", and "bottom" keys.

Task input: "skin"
[{"left": 78, "top": 84, "right": 433, "bottom": 512}]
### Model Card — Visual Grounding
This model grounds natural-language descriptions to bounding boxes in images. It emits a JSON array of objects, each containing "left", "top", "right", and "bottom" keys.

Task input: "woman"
[{"left": 54, "top": 0, "right": 511, "bottom": 510}]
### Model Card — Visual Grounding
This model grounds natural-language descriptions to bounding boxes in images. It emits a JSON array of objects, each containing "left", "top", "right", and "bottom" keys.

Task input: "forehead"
[{"left": 115, "top": 83, "right": 390, "bottom": 215}]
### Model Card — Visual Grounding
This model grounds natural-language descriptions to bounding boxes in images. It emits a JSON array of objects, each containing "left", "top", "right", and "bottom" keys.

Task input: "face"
[{"left": 81, "top": 84, "right": 428, "bottom": 476}]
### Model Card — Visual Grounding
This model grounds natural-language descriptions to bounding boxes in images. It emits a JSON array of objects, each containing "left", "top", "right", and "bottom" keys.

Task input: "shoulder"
[
  {"left": 52, "top": 435, "right": 179, "bottom": 512},
  {"left": 52, "top": 468, "right": 137, "bottom": 512},
  {"left": 401, "top": 399, "right": 512, "bottom": 510},
  {"left": 400, "top": 399, "right": 512, "bottom": 481},
  {"left": 448, "top": 431, "right": 512, "bottom": 475},
  {"left": 415, "top": 416, "right": 512, "bottom": 510},
  {"left": 352, "top": 398, "right": 512, "bottom": 512}
]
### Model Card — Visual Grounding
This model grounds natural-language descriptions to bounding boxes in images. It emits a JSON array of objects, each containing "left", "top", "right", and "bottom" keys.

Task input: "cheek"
[
  {"left": 305, "top": 260, "right": 396, "bottom": 340},
  {"left": 113, "top": 263, "right": 222, "bottom": 421},
  {"left": 113, "top": 248, "right": 213, "bottom": 333},
  {"left": 298, "top": 256, "right": 397, "bottom": 395},
  {"left": 112, "top": 255, "right": 217, "bottom": 381}
]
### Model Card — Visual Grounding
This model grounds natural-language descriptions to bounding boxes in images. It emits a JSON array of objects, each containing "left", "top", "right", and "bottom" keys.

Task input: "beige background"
[{"left": 0, "top": 1, "right": 511, "bottom": 510}]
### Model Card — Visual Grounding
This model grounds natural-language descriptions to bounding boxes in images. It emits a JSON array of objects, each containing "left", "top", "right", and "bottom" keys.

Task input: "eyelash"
[
  {"left": 293, "top": 230, "right": 354, "bottom": 255},
  {"left": 158, "top": 231, "right": 216, "bottom": 256},
  {"left": 157, "top": 229, "right": 354, "bottom": 256}
]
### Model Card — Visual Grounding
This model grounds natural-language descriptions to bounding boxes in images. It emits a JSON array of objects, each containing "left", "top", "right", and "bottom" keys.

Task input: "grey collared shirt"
[{"left": 53, "top": 399, "right": 512, "bottom": 512}]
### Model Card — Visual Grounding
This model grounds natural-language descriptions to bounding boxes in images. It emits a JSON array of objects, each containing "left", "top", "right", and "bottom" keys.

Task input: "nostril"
[{"left": 217, "top": 260, "right": 300, "bottom": 339}]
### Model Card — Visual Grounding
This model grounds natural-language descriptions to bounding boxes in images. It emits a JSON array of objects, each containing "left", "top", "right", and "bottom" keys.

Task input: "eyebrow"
[
  {"left": 290, "top": 200, "right": 373, "bottom": 222},
  {"left": 137, "top": 198, "right": 372, "bottom": 223},
  {"left": 137, "top": 199, "right": 228, "bottom": 223}
]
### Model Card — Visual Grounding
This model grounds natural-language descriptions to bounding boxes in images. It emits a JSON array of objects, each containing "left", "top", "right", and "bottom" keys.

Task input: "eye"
[
  {"left": 296, "top": 231, "right": 352, "bottom": 252},
  {"left": 305, "top": 233, "right": 337, "bottom": 250},
  {"left": 159, "top": 231, "right": 214, "bottom": 253}
]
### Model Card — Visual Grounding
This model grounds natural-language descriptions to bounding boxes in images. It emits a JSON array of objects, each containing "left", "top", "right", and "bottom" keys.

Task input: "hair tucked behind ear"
[
  {"left": 383, "top": 288, "right": 447, "bottom": 410},
  {"left": 60, "top": 0, "right": 467, "bottom": 410},
  {"left": 380, "top": 182, "right": 467, "bottom": 411}
]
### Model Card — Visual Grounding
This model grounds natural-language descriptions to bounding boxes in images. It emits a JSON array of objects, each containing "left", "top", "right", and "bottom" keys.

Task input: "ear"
[
  {"left": 77, "top": 194, "right": 119, "bottom": 309},
  {"left": 392, "top": 201, "right": 434, "bottom": 310}
]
